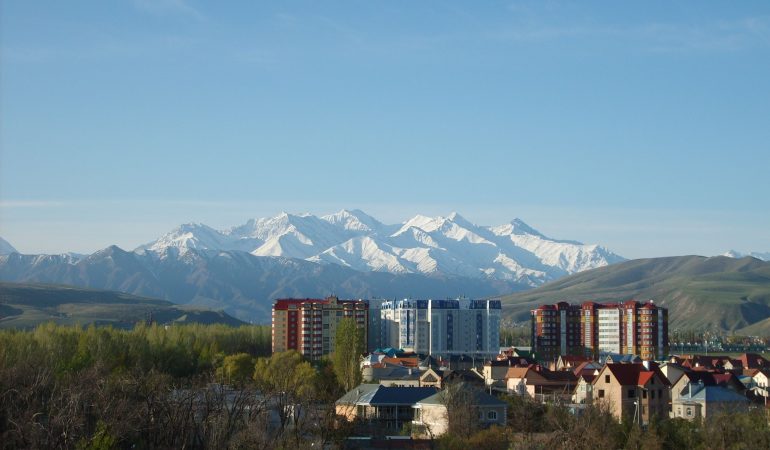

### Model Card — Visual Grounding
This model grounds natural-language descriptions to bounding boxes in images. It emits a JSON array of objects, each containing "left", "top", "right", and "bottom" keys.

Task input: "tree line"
[
  {"left": 0, "top": 320, "right": 365, "bottom": 449},
  {"left": 3, "top": 321, "right": 770, "bottom": 449}
]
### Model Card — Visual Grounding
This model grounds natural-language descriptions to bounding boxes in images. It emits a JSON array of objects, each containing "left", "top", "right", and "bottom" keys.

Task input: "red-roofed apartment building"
[
  {"left": 272, "top": 296, "right": 369, "bottom": 360},
  {"left": 592, "top": 363, "right": 670, "bottom": 425},
  {"left": 531, "top": 300, "right": 668, "bottom": 362}
]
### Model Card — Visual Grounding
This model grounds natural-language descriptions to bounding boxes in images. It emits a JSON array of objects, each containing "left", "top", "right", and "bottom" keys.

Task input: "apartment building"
[
  {"left": 530, "top": 302, "right": 583, "bottom": 362},
  {"left": 532, "top": 300, "right": 668, "bottom": 361},
  {"left": 380, "top": 298, "right": 501, "bottom": 358},
  {"left": 271, "top": 296, "right": 369, "bottom": 360}
]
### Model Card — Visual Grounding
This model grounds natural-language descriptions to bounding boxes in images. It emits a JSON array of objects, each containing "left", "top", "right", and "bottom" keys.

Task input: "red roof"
[
  {"left": 601, "top": 363, "right": 670, "bottom": 387},
  {"left": 739, "top": 353, "right": 768, "bottom": 369},
  {"left": 382, "top": 356, "right": 419, "bottom": 368}
]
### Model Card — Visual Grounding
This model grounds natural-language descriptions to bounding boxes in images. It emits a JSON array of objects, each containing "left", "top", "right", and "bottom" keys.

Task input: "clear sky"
[{"left": 1, "top": 1, "right": 769, "bottom": 258}]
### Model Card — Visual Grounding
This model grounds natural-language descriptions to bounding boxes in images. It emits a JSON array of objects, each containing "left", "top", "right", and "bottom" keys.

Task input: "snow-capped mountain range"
[{"left": 137, "top": 210, "right": 625, "bottom": 286}]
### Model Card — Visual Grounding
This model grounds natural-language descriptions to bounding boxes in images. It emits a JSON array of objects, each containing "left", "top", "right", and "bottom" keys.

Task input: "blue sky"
[{"left": 1, "top": 1, "right": 769, "bottom": 258}]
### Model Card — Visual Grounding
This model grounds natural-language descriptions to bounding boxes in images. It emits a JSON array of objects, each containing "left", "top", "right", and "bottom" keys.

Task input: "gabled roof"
[
  {"left": 336, "top": 384, "right": 381, "bottom": 405},
  {"left": 743, "top": 368, "right": 761, "bottom": 377},
  {"left": 443, "top": 369, "right": 484, "bottom": 384},
  {"left": 602, "top": 354, "right": 642, "bottom": 364},
  {"left": 419, "top": 355, "right": 440, "bottom": 369},
  {"left": 416, "top": 387, "right": 507, "bottom": 407},
  {"left": 738, "top": 353, "right": 768, "bottom": 369},
  {"left": 505, "top": 366, "right": 538, "bottom": 380},
  {"left": 377, "top": 367, "right": 421, "bottom": 381},
  {"left": 598, "top": 363, "right": 670, "bottom": 387},
  {"left": 558, "top": 355, "right": 592, "bottom": 365},
  {"left": 382, "top": 356, "right": 419, "bottom": 368},
  {"left": 677, "top": 383, "right": 749, "bottom": 404},
  {"left": 336, "top": 384, "right": 438, "bottom": 406},
  {"left": 370, "top": 386, "right": 438, "bottom": 405}
]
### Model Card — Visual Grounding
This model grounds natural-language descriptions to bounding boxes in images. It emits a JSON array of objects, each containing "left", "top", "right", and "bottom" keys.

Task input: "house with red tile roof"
[
  {"left": 505, "top": 365, "right": 578, "bottom": 402},
  {"left": 592, "top": 363, "right": 670, "bottom": 425},
  {"left": 738, "top": 353, "right": 769, "bottom": 370}
]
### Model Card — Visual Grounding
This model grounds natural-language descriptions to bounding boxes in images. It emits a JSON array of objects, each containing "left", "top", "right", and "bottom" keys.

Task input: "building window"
[
  {"left": 686, "top": 408, "right": 693, "bottom": 417},
  {"left": 605, "top": 375, "right": 610, "bottom": 383},
  {"left": 598, "top": 390, "right": 605, "bottom": 398},
  {"left": 628, "top": 389, "right": 636, "bottom": 398},
  {"left": 487, "top": 411, "right": 498, "bottom": 421}
]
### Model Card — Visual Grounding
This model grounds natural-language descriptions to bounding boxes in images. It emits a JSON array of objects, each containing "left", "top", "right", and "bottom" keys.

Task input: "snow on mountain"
[
  {"left": 723, "top": 250, "right": 770, "bottom": 261},
  {"left": 0, "top": 237, "right": 18, "bottom": 255},
  {"left": 138, "top": 210, "right": 626, "bottom": 286},
  {"left": 136, "top": 223, "right": 236, "bottom": 253},
  {"left": 321, "top": 209, "right": 387, "bottom": 234}
]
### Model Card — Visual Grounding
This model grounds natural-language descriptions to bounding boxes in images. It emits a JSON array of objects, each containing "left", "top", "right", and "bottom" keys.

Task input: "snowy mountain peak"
[
  {"left": 0, "top": 237, "right": 18, "bottom": 255},
  {"left": 322, "top": 209, "right": 383, "bottom": 233},
  {"left": 509, "top": 218, "right": 545, "bottom": 237},
  {"left": 723, "top": 250, "right": 770, "bottom": 261},
  {"left": 138, "top": 210, "right": 626, "bottom": 285}
]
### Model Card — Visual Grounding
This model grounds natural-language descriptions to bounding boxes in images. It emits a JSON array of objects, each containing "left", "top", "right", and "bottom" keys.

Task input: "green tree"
[
  {"left": 332, "top": 318, "right": 364, "bottom": 391},
  {"left": 218, "top": 353, "right": 255, "bottom": 385},
  {"left": 253, "top": 351, "right": 318, "bottom": 436}
]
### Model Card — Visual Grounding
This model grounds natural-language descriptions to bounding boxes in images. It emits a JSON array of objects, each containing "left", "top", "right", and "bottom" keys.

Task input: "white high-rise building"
[
  {"left": 380, "top": 298, "right": 501, "bottom": 357},
  {"left": 597, "top": 308, "right": 621, "bottom": 354}
]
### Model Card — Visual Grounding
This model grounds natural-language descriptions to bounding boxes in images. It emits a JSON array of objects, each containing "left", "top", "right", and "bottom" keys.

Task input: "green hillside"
[
  {"left": 0, "top": 282, "right": 247, "bottom": 329},
  {"left": 499, "top": 256, "right": 770, "bottom": 334}
]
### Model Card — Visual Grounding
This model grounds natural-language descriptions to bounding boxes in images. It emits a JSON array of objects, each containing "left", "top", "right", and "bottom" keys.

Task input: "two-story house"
[{"left": 591, "top": 363, "right": 670, "bottom": 425}]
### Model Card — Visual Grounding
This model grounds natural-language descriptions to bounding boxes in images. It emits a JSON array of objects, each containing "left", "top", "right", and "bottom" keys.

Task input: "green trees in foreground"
[
  {"left": 3, "top": 323, "right": 770, "bottom": 449},
  {"left": 332, "top": 317, "right": 365, "bottom": 391}
]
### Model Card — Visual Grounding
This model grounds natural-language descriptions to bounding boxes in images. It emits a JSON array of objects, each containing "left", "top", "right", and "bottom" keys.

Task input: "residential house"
[
  {"left": 573, "top": 368, "right": 600, "bottom": 404},
  {"left": 659, "top": 362, "right": 688, "bottom": 385},
  {"left": 670, "top": 371, "right": 745, "bottom": 405},
  {"left": 738, "top": 353, "right": 769, "bottom": 370},
  {"left": 746, "top": 368, "right": 770, "bottom": 397},
  {"left": 672, "top": 381, "right": 749, "bottom": 420},
  {"left": 419, "top": 368, "right": 444, "bottom": 389},
  {"left": 376, "top": 367, "right": 422, "bottom": 387},
  {"left": 412, "top": 386, "right": 507, "bottom": 438},
  {"left": 442, "top": 369, "right": 485, "bottom": 388},
  {"left": 505, "top": 365, "right": 578, "bottom": 402},
  {"left": 335, "top": 385, "right": 439, "bottom": 434},
  {"left": 483, "top": 358, "right": 521, "bottom": 388},
  {"left": 592, "top": 363, "right": 670, "bottom": 425}
]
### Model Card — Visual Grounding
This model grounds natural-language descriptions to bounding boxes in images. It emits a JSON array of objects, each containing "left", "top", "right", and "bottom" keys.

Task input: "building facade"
[
  {"left": 271, "top": 296, "right": 370, "bottom": 360},
  {"left": 531, "top": 300, "right": 668, "bottom": 361},
  {"left": 530, "top": 302, "right": 583, "bottom": 362},
  {"left": 380, "top": 298, "right": 501, "bottom": 358}
]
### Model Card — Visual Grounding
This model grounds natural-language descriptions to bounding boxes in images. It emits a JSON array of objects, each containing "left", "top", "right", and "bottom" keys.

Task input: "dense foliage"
[
  {"left": 0, "top": 323, "right": 326, "bottom": 449},
  {"left": 332, "top": 318, "right": 365, "bottom": 391}
]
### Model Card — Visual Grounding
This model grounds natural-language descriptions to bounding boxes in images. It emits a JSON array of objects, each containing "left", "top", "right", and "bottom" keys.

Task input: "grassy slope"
[
  {"left": 0, "top": 282, "right": 247, "bottom": 329},
  {"left": 499, "top": 256, "right": 770, "bottom": 334}
]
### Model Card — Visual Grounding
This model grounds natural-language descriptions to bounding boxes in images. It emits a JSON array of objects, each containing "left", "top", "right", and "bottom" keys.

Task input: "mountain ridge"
[
  {"left": 0, "top": 246, "right": 530, "bottom": 323},
  {"left": 137, "top": 210, "right": 625, "bottom": 286}
]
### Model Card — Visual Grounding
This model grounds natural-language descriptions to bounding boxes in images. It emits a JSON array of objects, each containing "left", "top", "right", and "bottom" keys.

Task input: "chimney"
[{"left": 688, "top": 382, "right": 692, "bottom": 398}]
